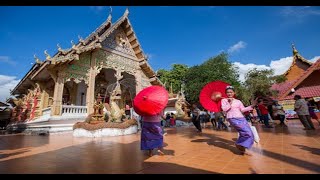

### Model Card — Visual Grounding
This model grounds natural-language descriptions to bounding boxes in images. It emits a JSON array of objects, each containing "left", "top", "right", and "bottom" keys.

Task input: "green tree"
[
  {"left": 157, "top": 64, "right": 189, "bottom": 93},
  {"left": 242, "top": 68, "right": 287, "bottom": 103},
  {"left": 270, "top": 74, "right": 287, "bottom": 84},
  {"left": 184, "top": 53, "right": 241, "bottom": 104}
]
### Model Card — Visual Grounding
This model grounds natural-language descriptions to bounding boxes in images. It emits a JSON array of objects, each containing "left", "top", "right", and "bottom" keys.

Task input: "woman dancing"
[
  {"left": 221, "top": 86, "right": 258, "bottom": 155},
  {"left": 141, "top": 112, "right": 166, "bottom": 157}
]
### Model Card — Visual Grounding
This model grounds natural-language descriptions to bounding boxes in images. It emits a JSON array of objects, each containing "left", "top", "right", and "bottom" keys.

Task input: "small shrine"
[{"left": 73, "top": 82, "right": 138, "bottom": 137}]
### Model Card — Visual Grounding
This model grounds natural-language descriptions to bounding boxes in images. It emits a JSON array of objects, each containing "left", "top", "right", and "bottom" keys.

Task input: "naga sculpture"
[
  {"left": 109, "top": 82, "right": 125, "bottom": 123},
  {"left": 174, "top": 91, "right": 191, "bottom": 122}
]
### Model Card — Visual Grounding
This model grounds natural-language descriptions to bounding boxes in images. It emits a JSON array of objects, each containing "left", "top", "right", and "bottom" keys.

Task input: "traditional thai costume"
[
  {"left": 221, "top": 99, "right": 254, "bottom": 149},
  {"left": 141, "top": 114, "right": 163, "bottom": 150}
]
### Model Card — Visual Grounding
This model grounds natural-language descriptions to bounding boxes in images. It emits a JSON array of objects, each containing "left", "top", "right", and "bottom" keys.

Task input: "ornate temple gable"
[
  {"left": 97, "top": 9, "right": 148, "bottom": 61},
  {"left": 285, "top": 60, "right": 311, "bottom": 82},
  {"left": 280, "top": 58, "right": 320, "bottom": 100},
  {"left": 283, "top": 44, "right": 312, "bottom": 81},
  {"left": 94, "top": 49, "right": 139, "bottom": 76},
  {"left": 63, "top": 52, "right": 92, "bottom": 84},
  {"left": 47, "top": 15, "right": 112, "bottom": 65},
  {"left": 101, "top": 28, "right": 136, "bottom": 57},
  {"left": 46, "top": 9, "right": 156, "bottom": 78}
]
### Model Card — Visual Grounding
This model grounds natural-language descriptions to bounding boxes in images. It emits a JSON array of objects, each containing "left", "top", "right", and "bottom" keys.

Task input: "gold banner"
[
  {"left": 279, "top": 100, "right": 297, "bottom": 118},
  {"left": 279, "top": 100, "right": 295, "bottom": 111}
]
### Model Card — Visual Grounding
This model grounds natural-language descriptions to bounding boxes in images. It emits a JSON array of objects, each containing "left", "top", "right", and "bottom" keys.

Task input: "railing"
[
  {"left": 61, "top": 105, "right": 87, "bottom": 116},
  {"left": 42, "top": 107, "right": 51, "bottom": 116}
]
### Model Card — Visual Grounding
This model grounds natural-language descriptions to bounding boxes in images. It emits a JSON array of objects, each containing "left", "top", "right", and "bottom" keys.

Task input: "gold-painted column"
[
  {"left": 51, "top": 72, "right": 65, "bottom": 116},
  {"left": 86, "top": 52, "right": 96, "bottom": 114}
]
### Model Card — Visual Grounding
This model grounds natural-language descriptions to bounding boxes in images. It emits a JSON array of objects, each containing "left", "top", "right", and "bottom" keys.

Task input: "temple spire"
[
  {"left": 124, "top": 7, "right": 129, "bottom": 17},
  {"left": 292, "top": 43, "right": 299, "bottom": 56},
  {"left": 107, "top": 6, "right": 112, "bottom": 21}
]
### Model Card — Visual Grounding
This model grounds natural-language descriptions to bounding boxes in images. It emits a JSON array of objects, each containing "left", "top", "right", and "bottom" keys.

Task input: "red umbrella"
[
  {"left": 133, "top": 85, "right": 169, "bottom": 116},
  {"left": 199, "top": 80, "right": 230, "bottom": 112}
]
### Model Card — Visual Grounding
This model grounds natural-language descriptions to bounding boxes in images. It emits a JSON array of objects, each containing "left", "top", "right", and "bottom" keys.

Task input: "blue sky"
[{"left": 0, "top": 6, "right": 320, "bottom": 101}]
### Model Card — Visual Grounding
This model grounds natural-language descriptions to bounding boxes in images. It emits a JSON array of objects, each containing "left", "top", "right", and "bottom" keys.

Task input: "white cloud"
[
  {"left": 234, "top": 55, "right": 320, "bottom": 82},
  {"left": 0, "top": 56, "right": 17, "bottom": 66},
  {"left": 0, "top": 75, "right": 20, "bottom": 102},
  {"left": 310, "top": 56, "right": 320, "bottom": 63},
  {"left": 233, "top": 62, "right": 270, "bottom": 82},
  {"left": 269, "top": 57, "right": 293, "bottom": 75},
  {"left": 227, "top": 41, "right": 247, "bottom": 54}
]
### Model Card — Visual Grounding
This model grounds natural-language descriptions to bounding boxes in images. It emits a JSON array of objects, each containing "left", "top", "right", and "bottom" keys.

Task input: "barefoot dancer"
[
  {"left": 221, "top": 86, "right": 258, "bottom": 155},
  {"left": 141, "top": 113, "right": 166, "bottom": 157}
]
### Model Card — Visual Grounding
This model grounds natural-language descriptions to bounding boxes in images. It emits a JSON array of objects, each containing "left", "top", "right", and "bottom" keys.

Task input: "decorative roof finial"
[
  {"left": 71, "top": 40, "right": 75, "bottom": 48},
  {"left": 44, "top": 50, "right": 51, "bottom": 60},
  {"left": 57, "top": 43, "right": 62, "bottom": 51},
  {"left": 78, "top": 35, "right": 84, "bottom": 45},
  {"left": 108, "top": 6, "right": 112, "bottom": 20},
  {"left": 124, "top": 7, "right": 129, "bottom": 17},
  {"left": 292, "top": 43, "right": 298, "bottom": 56},
  {"left": 34, "top": 54, "right": 42, "bottom": 64}
]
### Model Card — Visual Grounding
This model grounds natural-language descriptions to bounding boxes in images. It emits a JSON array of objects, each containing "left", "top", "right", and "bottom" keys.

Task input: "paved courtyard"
[{"left": 0, "top": 120, "right": 319, "bottom": 174}]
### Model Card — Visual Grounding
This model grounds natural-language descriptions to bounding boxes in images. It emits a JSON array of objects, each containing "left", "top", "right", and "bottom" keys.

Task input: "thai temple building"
[
  {"left": 7, "top": 9, "right": 162, "bottom": 132},
  {"left": 272, "top": 44, "right": 320, "bottom": 118}
]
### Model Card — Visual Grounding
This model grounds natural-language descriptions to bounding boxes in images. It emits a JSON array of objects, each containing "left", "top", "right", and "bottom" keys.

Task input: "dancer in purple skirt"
[
  {"left": 141, "top": 113, "right": 166, "bottom": 157},
  {"left": 221, "top": 86, "right": 258, "bottom": 155}
]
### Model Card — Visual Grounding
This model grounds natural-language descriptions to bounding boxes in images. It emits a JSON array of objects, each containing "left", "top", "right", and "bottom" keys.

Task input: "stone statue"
[
  {"left": 174, "top": 91, "right": 191, "bottom": 122},
  {"left": 109, "top": 83, "right": 125, "bottom": 123},
  {"left": 89, "top": 94, "right": 105, "bottom": 123},
  {"left": 175, "top": 92, "right": 186, "bottom": 118}
]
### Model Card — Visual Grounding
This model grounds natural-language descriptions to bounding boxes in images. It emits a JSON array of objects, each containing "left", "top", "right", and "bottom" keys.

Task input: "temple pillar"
[
  {"left": 86, "top": 52, "right": 96, "bottom": 114},
  {"left": 51, "top": 72, "right": 65, "bottom": 116},
  {"left": 70, "top": 82, "right": 78, "bottom": 105}
]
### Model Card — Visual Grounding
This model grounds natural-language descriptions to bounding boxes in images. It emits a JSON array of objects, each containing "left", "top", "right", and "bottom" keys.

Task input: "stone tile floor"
[{"left": 0, "top": 120, "right": 319, "bottom": 174}]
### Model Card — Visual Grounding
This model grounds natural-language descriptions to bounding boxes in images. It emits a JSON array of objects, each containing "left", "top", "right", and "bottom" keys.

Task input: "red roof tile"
[
  {"left": 271, "top": 81, "right": 294, "bottom": 98},
  {"left": 281, "top": 85, "right": 320, "bottom": 100}
]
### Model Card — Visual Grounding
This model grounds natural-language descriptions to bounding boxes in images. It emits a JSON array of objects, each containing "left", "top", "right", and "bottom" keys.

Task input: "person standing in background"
[{"left": 294, "top": 95, "right": 315, "bottom": 130}]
